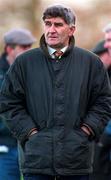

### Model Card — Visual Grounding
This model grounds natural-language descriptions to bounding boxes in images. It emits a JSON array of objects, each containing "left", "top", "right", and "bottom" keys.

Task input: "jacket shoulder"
[
  {"left": 74, "top": 46, "right": 103, "bottom": 67},
  {"left": 17, "top": 47, "right": 42, "bottom": 59},
  {"left": 74, "top": 46, "right": 98, "bottom": 58},
  {"left": 14, "top": 48, "right": 43, "bottom": 65}
]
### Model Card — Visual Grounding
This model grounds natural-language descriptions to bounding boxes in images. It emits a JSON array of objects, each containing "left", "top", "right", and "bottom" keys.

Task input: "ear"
[{"left": 69, "top": 25, "right": 76, "bottom": 37}]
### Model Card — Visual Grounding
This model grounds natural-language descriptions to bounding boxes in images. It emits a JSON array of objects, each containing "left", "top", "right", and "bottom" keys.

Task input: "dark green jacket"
[
  {"left": 0, "top": 53, "right": 16, "bottom": 146},
  {"left": 0, "top": 36, "right": 111, "bottom": 175}
]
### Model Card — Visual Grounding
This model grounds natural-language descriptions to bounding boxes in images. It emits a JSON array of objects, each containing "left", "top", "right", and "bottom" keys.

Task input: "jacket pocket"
[
  {"left": 58, "top": 128, "right": 91, "bottom": 170},
  {"left": 24, "top": 130, "right": 52, "bottom": 169},
  {"left": 75, "top": 128, "right": 89, "bottom": 142}
]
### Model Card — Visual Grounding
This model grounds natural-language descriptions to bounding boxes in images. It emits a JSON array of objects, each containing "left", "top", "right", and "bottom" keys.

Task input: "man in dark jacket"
[
  {"left": 0, "top": 4, "right": 111, "bottom": 180},
  {"left": 0, "top": 28, "right": 36, "bottom": 180},
  {"left": 90, "top": 40, "right": 111, "bottom": 180}
]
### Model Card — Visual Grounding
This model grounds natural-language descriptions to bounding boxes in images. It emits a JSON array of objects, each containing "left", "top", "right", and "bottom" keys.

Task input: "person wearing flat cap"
[
  {"left": 2, "top": 28, "right": 36, "bottom": 65},
  {"left": 92, "top": 39, "right": 111, "bottom": 69},
  {"left": 90, "top": 40, "right": 111, "bottom": 180},
  {"left": 0, "top": 4, "right": 111, "bottom": 180},
  {"left": 0, "top": 28, "right": 36, "bottom": 180},
  {"left": 92, "top": 40, "right": 107, "bottom": 54}
]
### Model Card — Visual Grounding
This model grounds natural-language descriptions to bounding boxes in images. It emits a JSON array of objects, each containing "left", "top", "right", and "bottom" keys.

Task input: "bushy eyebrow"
[{"left": 44, "top": 20, "right": 65, "bottom": 27}]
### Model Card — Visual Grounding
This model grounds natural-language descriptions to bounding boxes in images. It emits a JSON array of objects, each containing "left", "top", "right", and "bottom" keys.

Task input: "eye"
[
  {"left": 54, "top": 23, "right": 63, "bottom": 27},
  {"left": 44, "top": 21, "right": 51, "bottom": 27}
]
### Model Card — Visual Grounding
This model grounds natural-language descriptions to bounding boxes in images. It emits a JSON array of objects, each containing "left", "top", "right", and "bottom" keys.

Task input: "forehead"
[{"left": 44, "top": 17, "right": 67, "bottom": 24}]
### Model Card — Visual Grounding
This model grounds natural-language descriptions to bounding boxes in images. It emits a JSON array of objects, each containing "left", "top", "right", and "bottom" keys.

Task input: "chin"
[{"left": 49, "top": 43, "right": 62, "bottom": 49}]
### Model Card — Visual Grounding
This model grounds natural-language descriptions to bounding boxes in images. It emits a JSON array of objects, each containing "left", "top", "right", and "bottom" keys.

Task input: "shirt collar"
[{"left": 47, "top": 45, "right": 68, "bottom": 58}]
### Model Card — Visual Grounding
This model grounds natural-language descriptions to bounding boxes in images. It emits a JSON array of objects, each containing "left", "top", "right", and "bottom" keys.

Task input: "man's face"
[
  {"left": 104, "top": 31, "right": 111, "bottom": 56},
  {"left": 13, "top": 44, "right": 32, "bottom": 58},
  {"left": 99, "top": 51, "right": 111, "bottom": 68},
  {"left": 44, "top": 17, "right": 75, "bottom": 49},
  {"left": 6, "top": 44, "right": 32, "bottom": 65}
]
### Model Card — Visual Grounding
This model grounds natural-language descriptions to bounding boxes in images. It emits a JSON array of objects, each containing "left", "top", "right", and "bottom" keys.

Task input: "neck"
[{"left": 48, "top": 45, "right": 68, "bottom": 51}]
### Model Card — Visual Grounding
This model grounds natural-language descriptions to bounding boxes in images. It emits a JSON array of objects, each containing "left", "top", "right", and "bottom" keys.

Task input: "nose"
[{"left": 49, "top": 24, "right": 56, "bottom": 33}]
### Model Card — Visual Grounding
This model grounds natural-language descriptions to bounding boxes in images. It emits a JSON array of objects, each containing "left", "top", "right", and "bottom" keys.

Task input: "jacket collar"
[{"left": 39, "top": 34, "right": 75, "bottom": 59}]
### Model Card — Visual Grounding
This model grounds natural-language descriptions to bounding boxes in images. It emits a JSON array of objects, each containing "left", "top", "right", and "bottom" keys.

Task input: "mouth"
[{"left": 48, "top": 36, "right": 57, "bottom": 39}]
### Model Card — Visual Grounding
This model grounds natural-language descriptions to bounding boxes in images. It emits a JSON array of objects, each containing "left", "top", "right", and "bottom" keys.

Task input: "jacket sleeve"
[
  {"left": 0, "top": 66, "right": 11, "bottom": 136},
  {"left": 83, "top": 58, "right": 111, "bottom": 141},
  {"left": 0, "top": 58, "right": 36, "bottom": 143}
]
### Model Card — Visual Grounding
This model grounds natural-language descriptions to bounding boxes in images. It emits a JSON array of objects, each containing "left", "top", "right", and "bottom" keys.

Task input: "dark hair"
[{"left": 42, "top": 4, "right": 76, "bottom": 25}]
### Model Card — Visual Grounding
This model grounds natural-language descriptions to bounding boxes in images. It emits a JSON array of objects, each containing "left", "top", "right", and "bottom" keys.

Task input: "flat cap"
[
  {"left": 4, "top": 28, "right": 36, "bottom": 45},
  {"left": 103, "top": 23, "right": 111, "bottom": 33},
  {"left": 92, "top": 40, "right": 107, "bottom": 55}
]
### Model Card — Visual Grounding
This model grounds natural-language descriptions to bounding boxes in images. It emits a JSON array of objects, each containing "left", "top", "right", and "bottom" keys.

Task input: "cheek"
[
  {"left": 44, "top": 31, "right": 49, "bottom": 40},
  {"left": 15, "top": 48, "right": 24, "bottom": 57},
  {"left": 16, "top": 49, "right": 21, "bottom": 55},
  {"left": 60, "top": 30, "right": 70, "bottom": 40},
  {"left": 105, "top": 42, "right": 111, "bottom": 48},
  {"left": 44, "top": 27, "right": 49, "bottom": 34},
  {"left": 61, "top": 28, "right": 72, "bottom": 37},
  {"left": 12, "top": 50, "right": 17, "bottom": 58}
]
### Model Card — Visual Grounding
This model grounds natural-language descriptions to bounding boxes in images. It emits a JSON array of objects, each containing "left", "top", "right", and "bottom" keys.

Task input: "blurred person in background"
[
  {"left": 0, "top": 28, "right": 36, "bottom": 180},
  {"left": 0, "top": 4, "right": 111, "bottom": 180},
  {"left": 92, "top": 39, "right": 111, "bottom": 70},
  {"left": 90, "top": 40, "right": 111, "bottom": 180},
  {"left": 103, "top": 23, "right": 111, "bottom": 57},
  {"left": 103, "top": 23, "right": 111, "bottom": 79}
]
